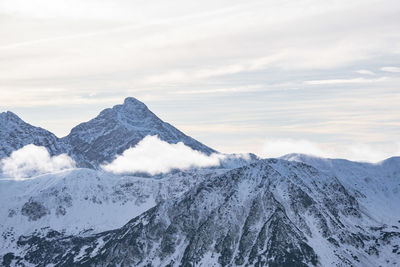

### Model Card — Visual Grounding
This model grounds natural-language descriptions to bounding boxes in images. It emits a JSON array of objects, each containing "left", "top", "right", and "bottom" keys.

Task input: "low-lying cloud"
[
  {"left": 261, "top": 138, "right": 400, "bottom": 163},
  {"left": 102, "top": 135, "right": 224, "bottom": 175},
  {"left": 1, "top": 144, "right": 75, "bottom": 178}
]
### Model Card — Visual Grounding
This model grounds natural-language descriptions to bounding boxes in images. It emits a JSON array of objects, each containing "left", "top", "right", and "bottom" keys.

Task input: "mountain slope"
[
  {"left": 0, "top": 167, "right": 228, "bottom": 257},
  {"left": 0, "top": 97, "right": 216, "bottom": 169},
  {"left": 0, "top": 111, "right": 67, "bottom": 159},
  {"left": 5, "top": 159, "right": 399, "bottom": 266},
  {"left": 61, "top": 97, "right": 216, "bottom": 168},
  {"left": 1, "top": 100, "right": 399, "bottom": 266},
  {"left": 281, "top": 153, "right": 400, "bottom": 225}
]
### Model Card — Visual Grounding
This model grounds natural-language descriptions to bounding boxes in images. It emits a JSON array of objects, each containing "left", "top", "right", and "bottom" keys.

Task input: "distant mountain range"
[
  {"left": 0, "top": 97, "right": 215, "bottom": 168},
  {"left": 0, "top": 98, "right": 399, "bottom": 266}
]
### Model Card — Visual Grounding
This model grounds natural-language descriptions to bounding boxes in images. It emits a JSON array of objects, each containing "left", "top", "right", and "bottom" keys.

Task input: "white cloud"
[
  {"left": 0, "top": 144, "right": 75, "bottom": 178},
  {"left": 102, "top": 135, "right": 225, "bottom": 175},
  {"left": 1, "top": 0, "right": 400, "bottom": 155},
  {"left": 381, "top": 66, "right": 400, "bottom": 73},
  {"left": 355, "top": 69, "right": 375, "bottom": 75},
  {"left": 139, "top": 55, "right": 282, "bottom": 85},
  {"left": 261, "top": 138, "right": 330, "bottom": 159},
  {"left": 171, "top": 85, "right": 265, "bottom": 95},
  {"left": 304, "top": 77, "right": 387, "bottom": 85},
  {"left": 260, "top": 138, "right": 400, "bottom": 163}
]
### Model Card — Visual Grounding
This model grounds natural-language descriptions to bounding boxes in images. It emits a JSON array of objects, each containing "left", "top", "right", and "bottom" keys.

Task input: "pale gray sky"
[{"left": 1, "top": 0, "right": 400, "bottom": 161}]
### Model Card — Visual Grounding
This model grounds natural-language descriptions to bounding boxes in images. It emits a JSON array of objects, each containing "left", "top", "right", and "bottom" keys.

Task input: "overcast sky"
[{"left": 1, "top": 0, "right": 400, "bottom": 161}]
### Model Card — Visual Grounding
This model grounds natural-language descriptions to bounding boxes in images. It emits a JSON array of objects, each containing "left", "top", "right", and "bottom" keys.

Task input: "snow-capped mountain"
[
  {"left": 62, "top": 97, "right": 216, "bottom": 168},
  {"left": 1, "top": 98, "right": 399, "bottom": 266},
  {"left": 0, "top": 97, "right": 216, "bottom": 168},
  {"left": 281, "top": 153, "right": 400, "bottom": 225},
  {"left": 3, "top": 159, "right": 399, "bottom": 266},
  {"left": 0, "top": 111, "right": 67, "bottom": 159},
  {"left": 0, "top": 167, "right": 228, "bottom": 258}
]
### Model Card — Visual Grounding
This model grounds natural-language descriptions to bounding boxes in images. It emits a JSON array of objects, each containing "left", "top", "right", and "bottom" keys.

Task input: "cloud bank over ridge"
[
  {"left": 261, "top": 138, "right": 400, "bottom": 163},
  {"left": 102, "top": 135, "right": 225, "bottom": 175},
  {"left": 0, "top": 144, "right": 75, "bottom": 178}
]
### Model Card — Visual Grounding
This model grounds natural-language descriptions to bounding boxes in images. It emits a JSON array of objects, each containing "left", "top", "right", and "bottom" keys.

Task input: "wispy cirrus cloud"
[
  {"left": 1, "top": 0, "right": 400, "bottom": 157},
  {"left": 381, "top": 66, "right": 400, "bottom": 73},
  {"left": 304, "top": 77, "right": 388, "bottom": 85},
  {"left": 355, "top": 69, "right": 375, "bottom": 75}
]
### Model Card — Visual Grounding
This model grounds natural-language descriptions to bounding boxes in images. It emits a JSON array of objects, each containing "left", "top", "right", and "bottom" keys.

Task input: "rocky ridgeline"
[
  {"left": 0, "top": 97, "right": 215, "bottom": 168},
  {"left": 3, "top": 159, "right": 399, "bottom": 266},
  {"left": 1, "top": 98, "right": 399, "bottom": 266}
]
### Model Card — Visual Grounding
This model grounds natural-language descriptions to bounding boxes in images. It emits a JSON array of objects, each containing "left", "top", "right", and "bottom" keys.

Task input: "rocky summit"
[
  {"left": 0, "top": 97, "right": 215, "bottom": 168},
  {"left": 0, "top": 98, "right": 399, "bottom": 266},
  {"left": 0, "top": 111, "right": 67, "bottom": 159}
]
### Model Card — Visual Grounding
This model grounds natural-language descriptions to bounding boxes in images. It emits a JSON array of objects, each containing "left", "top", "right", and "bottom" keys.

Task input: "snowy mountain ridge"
[
  {"left": 0, "top": 167, "right": 229, "bottom": 257},
  {"left": 0, "top": 111, "right": 68, "bottom": 160},
  {"left": 2, "top": 159, "right": 399, "bottom": 266},
  {"left": 281, "top": 153, "right": 400, "bottom": 225},
  {"left": 0, "top": 98, "right": 399, "bottom": 266},
  {"left": 62, "top": 97, "right": 216, "bottom": 168},
  {"left": 0, "top": 97, "right": 216, "bottom": 169}
]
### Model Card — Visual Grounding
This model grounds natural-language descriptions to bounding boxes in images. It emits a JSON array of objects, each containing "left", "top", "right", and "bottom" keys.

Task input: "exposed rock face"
[
  {"left": 61, "top": 97, "right": 215, "bottom": 168},
  {"left": 281, "top": 153, "right": 400, "bottom": 225},
  {"left": 1, "top": 99, "right": 399, "bottom": 266},
  {"left": 4, "top": 159, "right": 399, "bottom": 266},
  {"left": 0, "top": 98, "right": 216, "bottom": 168},
  {"left": 0, "top": 167, "right": 227, "bottom": 258},
  {"left": 21, "top": 201, "right": 49, "bottom": 221},
  {"left": 0, "top": 111, "right": 67, "bottom": 159}
]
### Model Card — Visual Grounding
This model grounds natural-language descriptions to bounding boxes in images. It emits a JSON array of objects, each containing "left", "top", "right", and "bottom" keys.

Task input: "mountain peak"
[
  {"left": 0, "top": 111, "right": 23, "bottom": 122},
  {"left": 115, "top": 97, "right": 152, "bottom": 118},
  {"left": 0, "top": 111, "right": 66, "bottom": 159},
  {"left": 123, "top": 97, "right": 147, "bottom": 107},
  {"left": 0, "top": 98, "right": 216, "bottom": 167},
  {"left": 63, "top": 97, "right": 216, "bottom": 167}
]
